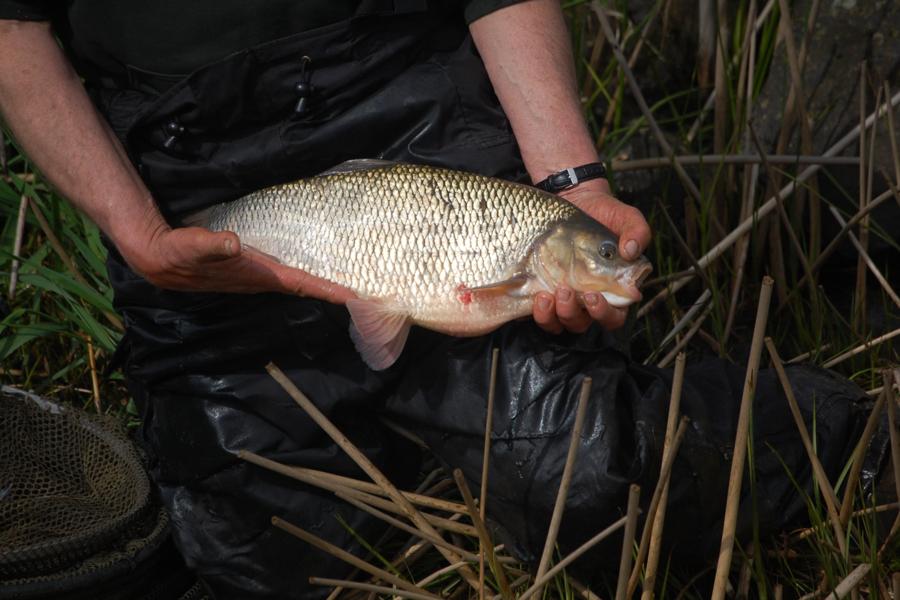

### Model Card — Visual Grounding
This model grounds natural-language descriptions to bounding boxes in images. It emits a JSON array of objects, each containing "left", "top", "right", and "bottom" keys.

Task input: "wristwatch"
[{"left": 534, "top": 162, "right": 607, "bottom": 193}]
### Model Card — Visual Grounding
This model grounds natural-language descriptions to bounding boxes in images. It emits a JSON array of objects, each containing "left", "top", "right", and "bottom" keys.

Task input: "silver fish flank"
[{"left": 197, "top": 160, "right": 652, "bottom": 369}]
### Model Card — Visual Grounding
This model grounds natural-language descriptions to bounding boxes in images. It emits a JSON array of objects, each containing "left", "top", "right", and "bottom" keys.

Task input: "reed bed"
[{"left": 1, "top": 0, "right": 898, "bottom": 596}]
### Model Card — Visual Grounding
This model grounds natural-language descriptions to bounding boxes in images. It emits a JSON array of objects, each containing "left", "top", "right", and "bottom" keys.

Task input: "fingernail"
[
  {"left": 557, "top": 288, "right": 572, "bottom": 302},
  {"left": 538, "top": 295, "right": 552, "bottom": 311},
  {"left": 585, "top": 292, "right": 599, "bottom": 306},
  {"left": 224, "top": 238, "right": 235, "bottom": 255},
  {"left": 624, "top": 239, "right": 639, "bottom": 260}
]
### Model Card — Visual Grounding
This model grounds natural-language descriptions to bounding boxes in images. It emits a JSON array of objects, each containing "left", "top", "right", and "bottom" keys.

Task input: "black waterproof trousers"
[{"left": 94, "top": 7, "right": 882, "bottom": 598}]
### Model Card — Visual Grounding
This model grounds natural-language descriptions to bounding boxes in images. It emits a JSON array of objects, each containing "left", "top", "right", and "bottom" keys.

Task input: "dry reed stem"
[
  {"left": 479, "top": 348, "right": 500, "bottom": 600},
  {"left": 592, "top": 3, "right": 702, "bottom": 204},
  {"left": 27, "top": 196, "right": 124, "bottom": 332},
  {"left": 854, "top": 62, "right": 868, "bottom": 332},
  {"left": 884, "top": 81, "right": 900, "bottom": 187},
  {"left": 337, "top": 487, "right": 477, "bottom": 538},
  {"left": 783, "top": 187, "right": 895, "bottom": 308},
  {"left": 712, "top": 0, "right": 729, "bottom": 164},
  {"left": 517, "top": 515, "right": 630, "bottom": 600},
  {"left": 657, "top": 304, "right": 714, "bottom": 368},
  {"left": 309, "top": 577, "right": 438, "bottom": 600},
  {"left": 792, "top": 502, "right": 899, "bottom": 542},
  {"left": 886, "top": 370, "right": 900, "bottom": 508},
  {"left": 85, "top": 335, "right": 100, "bottom": 413},
  {"left": 265, "top": 363, "right": 481, "bottom": 590},
  {"left": 764, "top": 338, "right": 847, "bottom": 555},
  {"left": 656, "top": 201, "right": 715, "bottom": 296},
  {"left": 534, "top": 376, "right": 593, "bottom": 592},
  {"left": 838, "top": 390, "right": 888, "bottom": 528},
  {"left": 776, "top": 0, "right": 819, "bottom": 226},
  {"left": 416, "top": 561, "right": 470, "bottom": 588},
  {"left": 379, "top": 417, "right": 428, "bottom": 449},
  {"left": 736, "top": 544, "right": 753, "bottom": 600},
  {"left": 334, "top": 491, "right": 479, "bottom": 563},
  {"left": 236, "top": 450, "right": 467, "bottom": 515},
  {"left": 824, "top": 563, "right": 871, "bottom": 600},
  {"left": 7, "top": 194, "right": 27, "bottom": 300},
  {"left": 877, "top": 370, "right": 900, "bottom": 559},
  {"left": 0, "top": 172, "right": 36, "bottom": 183},
  {"left": 272, "top": 516, "right": 439, "bottom": 598},
  {"left": 747, "top": 126, "right": 820, "bottom": 322},
  {"left": 638, "top": 90, "right": 900, "bottom": 318},
  {"left": 642, "top": 353, "right": 686, "bottom": 600},
  {"left": 571, "top": 577, "right": 604, "bottom": 600},
  {"left": 749, "top": 126, "right": 819, "bottom": 302},
  {"left": 787, "top": 344, "right": 832, "bottom": 364},
  {"left": 823, "top": 327, "right": 900, "bottom": 369},
  {"left": 452, "top": 469, "right": 512, "bottom": 600},
  {"left": 726, "top": 9, "right": 759, "bottom": 350},
  {"left": 645, "top": 290, "right": 710, "bottom": 364},
  {"left": 612, "top": 154, "right": 860, "bottom": 171},
  {"left": 615, "top": 484, "right": 642, "bottom": 600},
  {"left": 686, "top": 89, "right": 717, "bottom": 144},
  {"left": 625, "top": 416, "right": 690, "bottom": 597},
  {"left": 826, "top": 204, "right": 900, "bottom": 312},
  {"left": 596, "top": 0, "right": 666, "bottom": 148},
  {"left": 581, "top": 21, "right": 606, "bottom": 100},
  {"left": 686, "top": 0, "right": 776, "bottom": 143},
  {"left": 710, "top": 277, "right": 773, "bottom": 600}
]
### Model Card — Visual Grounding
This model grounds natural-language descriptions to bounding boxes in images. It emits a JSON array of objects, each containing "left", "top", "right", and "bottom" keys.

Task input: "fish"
[{"left": 191, "top": 160, "right": 652, "bottom": 370}]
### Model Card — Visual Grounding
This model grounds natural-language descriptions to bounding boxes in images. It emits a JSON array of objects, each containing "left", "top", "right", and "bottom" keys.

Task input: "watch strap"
[{"left": 534, "top": 162, "right": 607, "bottom": 193}]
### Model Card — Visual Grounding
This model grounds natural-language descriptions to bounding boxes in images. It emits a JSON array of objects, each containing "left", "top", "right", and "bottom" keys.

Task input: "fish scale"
[{"left": 205, "top": 162, "right": 577, "bottom": 317}]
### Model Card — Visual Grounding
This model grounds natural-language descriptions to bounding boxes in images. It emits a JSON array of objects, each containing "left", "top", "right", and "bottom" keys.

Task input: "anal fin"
[{"left": 346, "top": 298, "right": 411, "bottom": 371}]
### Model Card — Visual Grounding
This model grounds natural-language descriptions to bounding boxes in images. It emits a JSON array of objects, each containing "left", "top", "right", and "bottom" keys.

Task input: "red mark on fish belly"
[{"left": 456, "top": 284, "right": 473, "bottom": 305}]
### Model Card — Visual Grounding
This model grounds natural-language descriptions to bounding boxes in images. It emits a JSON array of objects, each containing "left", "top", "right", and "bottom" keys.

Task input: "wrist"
[
  {"left": 105, "top": 200, "right": 171, "bottom": 267},
  {"left": 534, "top": 162, "right": 608, "bottom": 194}
]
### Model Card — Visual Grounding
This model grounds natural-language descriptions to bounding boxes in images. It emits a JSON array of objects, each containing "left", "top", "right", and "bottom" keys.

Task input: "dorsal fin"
[{"left": 317, "top": 159, "right": 398, "bottom": 178}]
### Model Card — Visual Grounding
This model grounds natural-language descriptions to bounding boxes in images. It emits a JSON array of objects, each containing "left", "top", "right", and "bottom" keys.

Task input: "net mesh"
[{"left": 0, "top": 386, "right": 151, "bottom": 578}]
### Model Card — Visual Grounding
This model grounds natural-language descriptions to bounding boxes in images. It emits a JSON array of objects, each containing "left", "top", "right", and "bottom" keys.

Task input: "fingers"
[
  {"left": 240, "top": 251, "right": 356, "bottom": 303},
  {"left": 562, "top": 185, "right": 652, "bottom": 261},
  {"left": 554, "top": 287, "right": 592, "bottom": 333},
  {"left": 533, "top": 292, "right": 563, "bottom": 334},
  {"left": 614, "top": 204, "right": 652, "bottom": 261},
  {"left": 186, "top": 228, "right": 241, "bottom": 263},
  {"left": 282, "top": 269, "right": 357, "bottom": 304},
  {"left": 534, "top": 289, "right": 629, "bottom": 334},
  {"left": 584, "top": 292, "right": 627, "bottom": 330}
]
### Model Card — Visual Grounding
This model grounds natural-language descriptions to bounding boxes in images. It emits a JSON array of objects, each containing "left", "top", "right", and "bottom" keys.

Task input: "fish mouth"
[
  {"left": 610, "top": 261, "right": 653, "bottom": 305},
  {"left": 630, "top": 261, "right": 653, "bottom": 287}
]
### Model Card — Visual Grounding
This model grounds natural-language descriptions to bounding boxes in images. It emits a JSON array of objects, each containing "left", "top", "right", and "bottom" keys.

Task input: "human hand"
[
  {"left": 118, "top": 225, "right": 355, "bottom": 303},
  {"left": 531, "top": 178, "right": 651, "bottom": 333}
]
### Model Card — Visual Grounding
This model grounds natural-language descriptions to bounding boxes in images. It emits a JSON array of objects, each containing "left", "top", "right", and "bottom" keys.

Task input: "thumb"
[
  {"left": 612, "top": 204, "right": 652, "bottom": 261},
  {"left": 172, "top": 227, "right": 241, "bottom": 263}
]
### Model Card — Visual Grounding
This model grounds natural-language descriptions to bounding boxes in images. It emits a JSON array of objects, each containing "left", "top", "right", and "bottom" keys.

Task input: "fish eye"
[{"left": 599, "top": 241, "right": 617, "bottom": 260}]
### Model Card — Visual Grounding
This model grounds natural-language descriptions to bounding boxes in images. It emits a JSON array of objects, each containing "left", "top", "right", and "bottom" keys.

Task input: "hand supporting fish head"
[{"left": 529, "top": 212, "right": 652, "bottom": 308}]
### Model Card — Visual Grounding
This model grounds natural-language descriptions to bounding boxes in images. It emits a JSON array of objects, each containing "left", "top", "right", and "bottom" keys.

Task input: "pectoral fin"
[
  {"left": 346, "top": 299, "right": 412, "bottom": 371},
  {"left": 459, "top": 273, "right": 530, "bottom": 298}
]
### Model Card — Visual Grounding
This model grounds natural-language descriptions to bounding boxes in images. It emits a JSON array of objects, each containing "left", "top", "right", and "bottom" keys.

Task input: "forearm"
[
  {"left": 469, "top": 0, "right": 600, "bottom": 183},
  {"left": 0, "top": 20, "right": 168, "bottom": 263}
]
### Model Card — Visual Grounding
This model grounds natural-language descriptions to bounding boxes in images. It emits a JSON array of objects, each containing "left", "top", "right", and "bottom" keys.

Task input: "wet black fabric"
[
  {"left": 79, "top": 6, "right": 885, "bottom": 600},
  {"left": 89, "top": 7, "right": 523, "bottom": 221}
]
